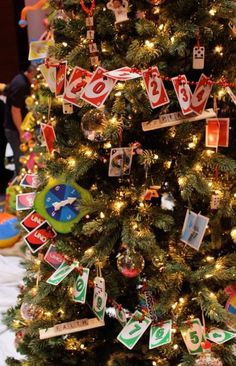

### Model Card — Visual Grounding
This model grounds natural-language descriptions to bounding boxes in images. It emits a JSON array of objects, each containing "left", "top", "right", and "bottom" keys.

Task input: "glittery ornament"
[
  {"left": 81, "top": 109, "right": 107, "bottom": 142},
  {"left": 117, "top": 249, "right": 145, "bottom": 278},
  {"left": 195, "top": 353, "right": 223, "bottom": 366},
  {"left": 20, "top": 302, "right": 43, "bottom": 321}
]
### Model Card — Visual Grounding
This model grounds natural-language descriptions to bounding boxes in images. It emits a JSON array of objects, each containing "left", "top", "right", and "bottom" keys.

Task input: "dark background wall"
[{"left": 0, "top": 0, "right": 29, "bottom": 84}]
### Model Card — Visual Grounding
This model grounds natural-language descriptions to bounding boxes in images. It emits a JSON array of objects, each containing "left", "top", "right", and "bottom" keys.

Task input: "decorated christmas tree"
[{"left": 4, "top": 0, "right": 236, "bottom": 365}]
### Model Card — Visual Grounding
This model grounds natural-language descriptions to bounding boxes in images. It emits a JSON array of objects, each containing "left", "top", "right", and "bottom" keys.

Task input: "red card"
[
  {"left": 206, "top": 118, "right": 230, "bottom": 148},
  {"left": 21, "top": 210, "right": 45, "bottom": 232},
  {"left": 20, "top": 174, "right": 40, "bottom": 188},
  {"left": 56, "top": 61, "right": 67, "bottom": 96},
  {"left": 41, "top": 123, "right": 56, "bottom": 154},
  {"left": 104, "top": 67, "right": 141, "bottom": 81},
  {"left": 171, "top": 75, "right": 192, "bottom": 115},
  {"left": 142, "top": 67, "right": 169, "bottom": 109},
  {"left": 80, "top": 67, "right": 116, "bottom": 107},
  {"left": 24, "top": 221, "right": 57, "bottom": 253},
  {"left": 190, "top": 74, "right": 212, "bottom": 115},
  {"left": 44, "top": 244, "right": 65, "bottom": 269},
  {"left": 16, "top": 192, "right": 36, "bottom": 211},
  {"left": 63, "top": 67, "right": 92, "bottom": 107}
]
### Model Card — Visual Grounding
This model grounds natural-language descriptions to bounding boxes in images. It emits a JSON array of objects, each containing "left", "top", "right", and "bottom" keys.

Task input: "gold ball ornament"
[
  {"left": 195, "top": 353, "right": 223, "bottom": 366},
  {"left": 117, "top": 248, "right": 145, "bottom": 278},
  {"left": 81, "top": 109, "right": 107, "bottom": 142}
]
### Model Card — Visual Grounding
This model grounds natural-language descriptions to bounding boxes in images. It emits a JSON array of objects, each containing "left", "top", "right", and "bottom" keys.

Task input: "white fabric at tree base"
[{"left": 0, "top": 255, "right": 25, "bottom": 364}]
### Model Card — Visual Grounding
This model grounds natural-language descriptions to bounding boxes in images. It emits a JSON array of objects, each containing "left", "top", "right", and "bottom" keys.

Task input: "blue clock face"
[{"left": 45, "top": 184, "right": 80, "bottom": 222}]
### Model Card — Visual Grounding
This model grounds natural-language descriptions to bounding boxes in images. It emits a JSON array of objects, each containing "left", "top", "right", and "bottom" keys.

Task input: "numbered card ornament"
[
  {"left": 142, "top": 67, "right": 169, "bottom": 109},
  {"left": 106, "top": 0, "right": 129, "bottom": 24},
  {"left": 190, "top": 74, "right": 212, "bottom": 115},
  {"left": 171, "top": 75, "right": 192, "bottom": 115},
  {"left": 39, "top": 63, "right": 56, "bottom": 92},
  {"left": 105, "top": 67, "right": 141, "bottom": 81},
  {"left": 149, "top": 320, "right": 172, "bottom": 349},
  {"left": 73, "top": 268, "right": 90, "bottom": 304},
  {"left": 115, "top": 307, "right": 127, "bottom": 327},
  {"left": 193, "top": 46, "right": 205, "bottom": 69},
  {"left": 180, "top": 318, "right": 205, "bottom": 354},
  {"left": 117, "top": 310, "right": 152, "bottom": 350},
  {"left": 81, "top": 67, "right": 116, "bottom": 108},
  {"left": 47, "top": 261, "right": 78, "bottom": 286},
  {"left": 206, "top": 327, "right": 236, "bottom": 345},
  {"left": 92, "top": 276, "right": 107, "bottom": 321},
  {"left": 63, "top": 67, "right": 92, "bottom": 107}
]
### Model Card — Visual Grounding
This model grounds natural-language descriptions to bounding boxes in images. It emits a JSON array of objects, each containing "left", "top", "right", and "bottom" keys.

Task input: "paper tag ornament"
[
  {"left": 117, "top": 310, "right": 152, "bottom": 350},
  {"left": 193, "top": 46, "right": 205, "bottom": 69},
  {"left": 56, "top": 61, "right": 67, "bottom": 97},
  {"left": 92, "top": 276, "right": 107, "bottom": 321},
  {"left": 190, "top": 74, "right": 212, "bottom": 115},
  {"left": 28, "top": 39, "right": 54, "bottom": 61},
  {"left": 226, "top": 87, "right": 236, "bottom": 105},
  {"left": 205, "top": 118, "right": 230, "bottom": 148},
  {"left": 108, "top": 147, "right": 133, "bottom": 176},
  {"left": 171, "top": 75, "right": 192, "bottom": 115},
  {"left": 63, "top": 67, "right": 92, "bottom": 107},
  {"left": 180, "top": 209, "right": 209, "bottom": 251},
  {"left": 180, "top": 318, "right": 205, "bottom": 354},
  {"left": 142, "top": 67, "right": 169, "bottom": 109},
  {"left": 106, "top": 0, "right": 129, "bottom": 24},
  {"left": 24, "top": 220, "right": 57, "bottom": 253},
  {"left": 62, "top": 101, "right": 73, "bottom": 114},
  {"left": 44, "top": 244, "right": 65, "bottom": 269},
  {"left": 39, "top": 63, "right": 56, "bottom": 92},
  {"left": 206, "top": 327, "right": 236, "bottom": 344},
  {"left": 41, "top": 123, "right": 56, "bottom": 154},
  {"left": 16, "top": 192, "right": 36, "bottom": 211},
  {"left": 21, "top": 210, "right": 45, "bottom": 232},
  {"left": 105, "top": 67, "right": 141, "bottom": 81},
  {"left": 47, "top": 261, "right": 78, "bottom": 286},
  {"left": 81, "top": 67, "right": 116, "bottom": 107},
  {"left": 149, "top": 320, "right": 172, "bottom": 349},
  {"left": 73, "top": 268, "right": 90, "bottom": 304},
  {"left": 20, "top": 174, "right": 40, "bottom": 188}
]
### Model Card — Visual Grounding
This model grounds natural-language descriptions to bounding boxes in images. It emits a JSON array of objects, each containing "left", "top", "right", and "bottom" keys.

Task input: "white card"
[
  {"left": 104, "top": 67, "right": 141, "bottom": 81},
  {"left": 180, "top": 318, "right": 205, "bottom": 354},
  {"left": 193, "top": 46, "right": 205, "bottom": 69},
  {"left": 142, "top": 67, "right": 169, "bottom": 109},
  {"left": 190, "top": 74, "right": 212, "bottom": 115},
  {"left": 171, "top": 75, "right": 192, "bottom": 115}
]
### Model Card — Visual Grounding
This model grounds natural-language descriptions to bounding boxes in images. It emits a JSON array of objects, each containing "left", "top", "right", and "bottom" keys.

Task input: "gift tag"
[
  {"left": 206, "top": 118, "right": 230, "bottom": 148},
  {"left": 24, "top": 221, "right": 57, "bottom": 253},
  {"left": 21, "top": 210, "right": 45, "bottom": 232},
  {"left": 149, "top": 320, "right": 172, "bottom": 349},
  {"left": 44, "top": 244, "right": 65, "bottom": 269},
  {"left": 41, "top": 123, "right": 56, "bottom": 154},
  {"left": 226, "top": 87, "right": 236, "bottom": 105},
  {"left": 92, "top": 276, "right": 107, "bottom": 321},
  {"left": 206, "top": 327, "right": 236, "bottom": 345},
  {"left": 190, "top": 74, "right": 212, "bottom": 115},
  {"left": 62, "top": 101, "right": 73, "bottom": 114},
  {"left": 63, "top": 67, "right": 92, "bottom": 107},
  {"left": 20, "top": 174, "right": 40, "bottom": 188},
  {"left": 193, "top": 46, "right": 205, "bottom": 69},
  {"left": 16, "top": 192, "right": 36, "bottom": 211},
  {"left": 142, "top": 67, "right": 169, "bottom": 109},
  {"left": 73, "top": 268, "right": 90, "bottom": 304},
  {"left": 28, "top": 39, "right": 54, "bottom": 60},
  {"left": 115, "top": 307, "right": 127, "bottom": 327},
  {"left": 105, "top": 67, "right": 141, "bottom": 81},
  {"left": 180, "top": 318, "right": 205, "bottom": 354},
  {"left": 80, "top": 67, "right": 116, "bottom": 107},
  {"left": 56, "top": 61, "right": 67, "bottom": 97},
  {"left": 39, "top": 63, "right": 56, "bottom": 92},
  {"left": 47, "top": 261, "right": 78, "bottom": 286},
  {"left": 117, "top": 310, "right": 152, "bottom": 350},
  {"left": 108, "top": 147, "right": 133, "bottom": 177},
  {"left": 171, "top": 75, "right": 192, "bottom": 115}
]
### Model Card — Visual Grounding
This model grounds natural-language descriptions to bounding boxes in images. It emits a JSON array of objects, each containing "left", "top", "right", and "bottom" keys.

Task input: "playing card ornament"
[
  {"left": 81, "top": 109, "right": 107, "bottom": 142},
  {"left": 106, "top": 0, "right": 129, "bottom": 24},
  {"left": 117, "top": 248, "right": 145, "bottom": 278},
  {"left": 34, "top": 176, "right": 92, "bottom": 234},
  {"left": 195, "top": 353, "right": 223, "bottom": 366}
]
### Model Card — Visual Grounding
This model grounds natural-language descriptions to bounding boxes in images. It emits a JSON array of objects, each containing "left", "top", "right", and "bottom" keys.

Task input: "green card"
[
  {"left": 206, "top": 327, "right": 236, "bottom": 344},
  {"left": 180, "top": 318, "right": 205, "bottom": 355},
  {"left": 73, "top": 268, "right": 90, "bottom": 304},
  {"left": 149, "top": 320, "right": 172, "bottom": 349},
  {"left": 117, "top": 310, "right": 152, "bottom": 350},
  {"left": 115, "top": 307, "right": 127, "bottom": 327},
  {"left": 47, "top": 261, "right": 77, "bottom": 286}
]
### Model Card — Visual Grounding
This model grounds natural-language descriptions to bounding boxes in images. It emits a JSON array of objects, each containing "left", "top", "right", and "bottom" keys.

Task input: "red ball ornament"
[{"left": 117, "top": 248, "right": 145, "bottom": 278}]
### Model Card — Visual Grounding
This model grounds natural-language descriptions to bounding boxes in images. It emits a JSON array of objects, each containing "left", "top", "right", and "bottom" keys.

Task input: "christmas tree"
[{"left": 4, "top": 0, "right": 236, "bottom": 365}]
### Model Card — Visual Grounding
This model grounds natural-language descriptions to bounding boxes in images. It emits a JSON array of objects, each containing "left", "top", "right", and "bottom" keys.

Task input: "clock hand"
[{"left": 52, "top": 197, "right": 77, "bottom": 211}]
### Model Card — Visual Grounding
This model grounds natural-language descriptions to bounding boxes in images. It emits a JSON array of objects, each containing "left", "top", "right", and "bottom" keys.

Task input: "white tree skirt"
[{"left": 0, "top": 255, "right": 25, "bottom": 364}]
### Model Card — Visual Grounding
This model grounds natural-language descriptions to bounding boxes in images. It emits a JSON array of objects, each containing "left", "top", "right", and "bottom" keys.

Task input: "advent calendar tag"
[
  {"left": 92, "top": 276, "right": 107, "bottom": 321},
  {"left": 190, "top": 74, "right": 212, "bottom": 115},
  {"left": 63, "top": 67, "right": 92, "bottom": 107},
  {"left": 16, "top": 192, "right": 36, "bottom": 211},
  {"left": 56, "top": 61, "right": 67, "bottom": 97},
  {"left": 105, "top": 67, "right": 141, "bottom": 81},
  {"left": 142, "top": 67, "right": 169, "bottom": 109},
  {"left": 21, "top": 210, "right": 45, "bottom": 232},
  {"left": 149, "top": 320, "right": 172, "bottom": 349},
  {"left": 171, "top": 75, "right": 192, "bottom": 115},
  {"left": 39, "top": 63, "right": 56, "bottom": 92},
  {"left": 62, "top": 101, "right": 73, "bottom": 114},
  {"left": 24, "top": 221, "right": 57, "bottom": 253},
  {"left": 117, "top": 310, "right": 152, "bottom": 350},
  {"left": 226, "top": 87, "right": 236, "bottom": 105},
  {"left": 205, "top": 118, "right": 230, "bottom": 148},
  {"left": 73, "top": 268, "right": 90, "bottom": 304},
  {"left": 108, "top": 147, "right": 133, "bottom": 177},
  {"left": 180, "top": 318, "right": 205, "bottom": 354},
  {"left": 41, "top": 123, "right": 56, "bottom": 154},
  {"left": 193, "top": 46, "right": 205, "bottom": 69},
  {"left": 47, "top": 261, "right": 78, "bottom": 286},
  {"left": 80, "top": 67, "right": 116, "bottom": 108}
]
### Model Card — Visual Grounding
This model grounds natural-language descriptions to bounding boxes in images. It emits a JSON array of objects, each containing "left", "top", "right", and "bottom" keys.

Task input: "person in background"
[{"left": 4, "top": 64, "right": 37, "bottom": 177}]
